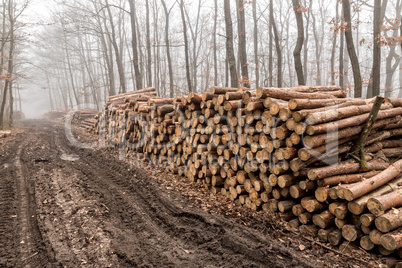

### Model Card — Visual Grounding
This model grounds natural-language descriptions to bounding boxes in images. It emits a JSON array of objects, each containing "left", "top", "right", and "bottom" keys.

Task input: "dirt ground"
[{"left": 0, "top": 119, "right": 398, "bottom": 267}]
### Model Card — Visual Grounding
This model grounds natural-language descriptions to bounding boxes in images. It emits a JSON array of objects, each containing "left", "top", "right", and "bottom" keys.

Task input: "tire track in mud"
[
  {"left": 53, "top": 122, "right": 318, "bottom": 267},
  {"left": 0, "top": 127, "right": 50, "bottom": 267},
  {"left": 16, "top": 138, "right": 52, "bottom": 268},
  {"left": 25, "top": 122, "right": 119, "bottom": 267},
  {"left": 0, "top": 145, "right": 18, "bottom": 267},
  {"left": 2, "top": 120, "right": 323, "bottom": 267}
]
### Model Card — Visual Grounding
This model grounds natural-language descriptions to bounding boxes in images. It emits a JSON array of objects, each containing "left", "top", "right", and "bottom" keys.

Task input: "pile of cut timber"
[
  {"left": 94, "top": 85, "right": 402, "bottom": 258},
  {"left": 44, "top": 110, "right": 66, "bottom": 120},
  {"left": 71, "top": 109, "right": 99, "bottom": 131},
  {"left": 0, "top": 130, "right": 11, "bottom": 138}
]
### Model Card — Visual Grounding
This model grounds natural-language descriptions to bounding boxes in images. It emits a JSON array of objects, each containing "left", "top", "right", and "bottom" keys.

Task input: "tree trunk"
[
  {"left": 128, "top": 0, "right": 142, "bottom": 91},
  {"left": 179, "top": 0, "right": 192, "bottom": 93},
  {"left": 339, "top": 8, "right": 345, "bottom": 89},
  {"left": 237, "top": 0, "right": 249, "bottom": 88},
  {"left": 330, "top": 1, "right": 339, "bottom": 85},
  {"left": 253, "top": 0, "right": 259, "bottom": 88},
  {"left": 384, "top": 0, "right": 401, "bottom": 97},
  {"left": 213, "top": 0, "right": 218, "bottom": 86},
  {"left": 303, "top": 0, "right": 311, "bottom": 84},
  {"left": 0, "top": 1, "right": 14, "bottom": 129},
  {"left": 311, "top": 12, "right": 322, "bottom": 85},
  {"left": 270, "top": 2, "right": 282, "bottom": 87},
  {"left": 291, "top": 0, "right": 305, "bottom": 85},
  {"left": 400, "top": 11, "right": 402, "bottom": 98},
  {"left": 161, "top": 0, "right": 174, "bottom": 98},
  {"left": 342, "top": 0, "right": 362, "bottom": 97},
  {"left": 268, "top": 0, "right": 273, "bottom": 87},
  {"left": 104, "top": 2, "right": 126, "bottom": 93},
  {"left": 224, "top": 0, "right": 238, "bottom": 88},
  {"left": 145, "top": 0, "right": 152, "bottom": 87}
]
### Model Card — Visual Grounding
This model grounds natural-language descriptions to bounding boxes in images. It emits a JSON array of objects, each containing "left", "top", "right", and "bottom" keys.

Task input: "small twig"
[{"left": 21, "top": 252, "right": 38, "bottom": 262}]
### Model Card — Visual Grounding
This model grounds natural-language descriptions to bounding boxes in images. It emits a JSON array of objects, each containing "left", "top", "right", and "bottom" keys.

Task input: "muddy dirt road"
[{"left": 0, "top": 120, "right": 368, "bottom": 267}]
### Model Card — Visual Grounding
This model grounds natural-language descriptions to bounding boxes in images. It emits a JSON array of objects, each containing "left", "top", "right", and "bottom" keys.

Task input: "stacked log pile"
[
  {"left": 0, "top": 130, "right": 11, "bottom": 138},
  {"left": 43, "top": 110, "right": 66, "bottom": 120},
  {"left": 94, "top": 85, "right": 402, "bottom": 258},
  {"left": 72, "top": 109, "right": 99, "bottom": 131}
]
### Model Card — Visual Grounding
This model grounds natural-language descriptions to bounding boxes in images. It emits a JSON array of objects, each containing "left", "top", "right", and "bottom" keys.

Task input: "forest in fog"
[{"left": 0, "top": 0, "right": 402, "bottom": 126}]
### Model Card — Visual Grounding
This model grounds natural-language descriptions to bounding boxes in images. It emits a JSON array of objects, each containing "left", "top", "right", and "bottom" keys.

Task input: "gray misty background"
[{"left": 2, "top": 0, "right": 402, "bottom": 120}]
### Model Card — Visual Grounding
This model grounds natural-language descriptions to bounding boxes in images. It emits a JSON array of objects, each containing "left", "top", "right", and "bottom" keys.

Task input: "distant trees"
[
  {"left": 20, "top": 0, "right": 402, "bottom": 116},
  {"left": 0, "top": 0, "right": 28, "bottom": 129}
]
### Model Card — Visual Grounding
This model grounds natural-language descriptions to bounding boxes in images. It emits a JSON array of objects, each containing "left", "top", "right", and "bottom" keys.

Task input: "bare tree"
[
  {"left": 145, "top": 0, "right": 152, "bottom": 87},
  {"left": 311, "top": 11, "right": 322, "bottom": 85},
  {"left": 368, "top": 0, "right": 388, "bottom": 97},
  {"left": 104, "top": 0, "right": 126, "bottom": 93},
  {"left": 384, "top": 0, "right": 401, "bottom": 97},
  {"left": 224, "top": 0, "right": 238, "bottom": 88},
  {"left": 292, "top": 0, "right": 305, "bottom": 85},
  {"left": 161, "top": 0, "right": 174, "bottom": 98},
  {"left": 179, "top": 0, "right": 192, "bottom": 93},
  {"left": 268, "top": 0, "right": 273, "bottom": 87},
  {"left": 236, "top": 0, "right": 249, "bottom": 88},
  {"left": 330, "top": 1, "right": 339, "bottom": 85},
  {"left": 252, "top": 0, "right": 259, "bottom": 88},
  {"left": 303, "top": 0, "right": 311, "bottom": 84},
  {"left": 270, "top": 0, "right": 282, "bottom": 87},
  {"left": 400, "top": 4, "right": 402, "bottom": 98},
  {"left": 343, "top": 0, "right": 362, "bottom": 97},
  {"left": 128, "top": 0, "right": 143, "bottom": 91},
  {"left": 213, "top": 0, "right": 218, "bottom": 86}
]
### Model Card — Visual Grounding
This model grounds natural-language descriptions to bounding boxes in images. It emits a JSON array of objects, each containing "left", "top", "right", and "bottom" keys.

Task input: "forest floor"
[{"left": 0, "top": 119, "right": 397, "bottom": 267}]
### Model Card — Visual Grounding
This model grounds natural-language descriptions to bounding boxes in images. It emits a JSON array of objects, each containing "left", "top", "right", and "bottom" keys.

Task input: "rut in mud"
[{"left": 0, "top": 120, "right": 329, "bottom": 267}]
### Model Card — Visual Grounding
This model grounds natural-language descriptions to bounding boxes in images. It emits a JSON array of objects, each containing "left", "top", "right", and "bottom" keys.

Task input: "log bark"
[
  {"left": 369, "top": 229, "right": 383, "bottom": 245},
  {"left": 380, "top": 227, "right": 402, "bottom": 251},
  {"left": 305, "top": 103, "right": 392, "bottom": 126},
  {"left": 360, "top": 235, "right": 375, "bottom": 251},
  {"left": 307, "top": 159, "right": 389, "bottom": 181},
  {"left": 278, "top": 200, "right": 298, "bottom": 212},
  {"left": 312, "top": 210, "right": 335, "bottom": 229},
  {"left": 367, "top": 188, "right": 402, "bottom": 217},
  {"left": 347, "top": 177, "right": 402, "bottom": 215},
  {"left": 302, "top": 116, "right": 399, "bottom": 149},
  {"left": 305, "top": 106, "right": 401, "bottom": 135},
  {"left": 292, "top": 204, "right": 305, "bottom": 216},
  {"left": 342, "top": 224, "right": 362, "bottom": 241},
  {"left": 342, "top": 160, "right": 402, "bottom": 201},
  {"left": 288, "top": 98, "right": 361, "bottom": 111},
  {"left": 316, "top": 171, "right": 381, "bottom": 187},
  {"left": 318, "top": 227, "right": 337, "bottom": 242},
  {"left": 298, "top": 212, "right": 312, "bottom": 225},
  {"left": 360, "top": 213, "right": 376, "bottom": 227},
  {"left": 375, "top": 207, "right": 402, "bottom": 233},
  {"left": 256, "top": 87, "right": 346, "bottom": 100},
  {"left": 328, "top": 229, "right": 343, "bottom": 246}
]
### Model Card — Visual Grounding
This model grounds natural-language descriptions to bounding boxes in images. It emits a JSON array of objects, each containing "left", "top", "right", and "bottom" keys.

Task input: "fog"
[{"left": 1, "top": 0, "right": 402, "bottom": 123}]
